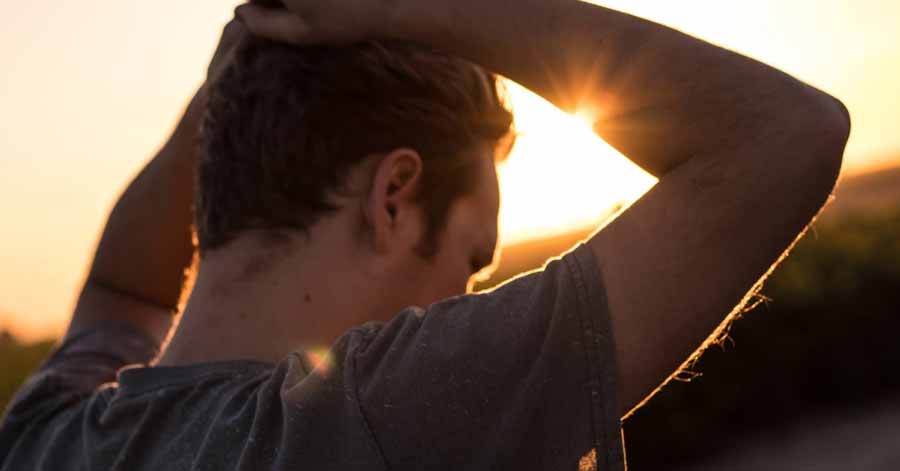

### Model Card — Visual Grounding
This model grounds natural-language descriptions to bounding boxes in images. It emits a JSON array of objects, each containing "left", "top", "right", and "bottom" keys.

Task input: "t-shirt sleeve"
[
  {"left": 1, "top": 320, "right": 159, "bottom": 424},
  {"left": 352, "top": 244, "right": 626, "bottom": 471}
]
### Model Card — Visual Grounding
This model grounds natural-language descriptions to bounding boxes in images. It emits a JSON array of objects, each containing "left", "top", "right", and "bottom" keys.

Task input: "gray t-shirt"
[{"left": 0, "top": 244, "right": 625, "bottom": 470}]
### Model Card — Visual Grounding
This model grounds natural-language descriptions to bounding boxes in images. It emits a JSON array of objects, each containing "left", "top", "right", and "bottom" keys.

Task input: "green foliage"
[
  {"left": 624, "top": 208, "right": 900, "bottom": 469},
  {"left": 0, "top": 335, "right": 55, "bottom": 413},
  {"left": 772, "top": 210, "right": 900, "bottom": 305}
]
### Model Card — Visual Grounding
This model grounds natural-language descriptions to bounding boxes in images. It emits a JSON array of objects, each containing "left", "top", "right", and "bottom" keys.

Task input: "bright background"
[{"left": 1, "top": 0, "right": 898, "bottom": 340}]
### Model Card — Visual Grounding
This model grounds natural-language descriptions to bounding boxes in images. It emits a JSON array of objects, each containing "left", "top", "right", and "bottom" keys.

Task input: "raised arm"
[
  {"left": 66, "top": 21, "right": 247, "bottom": 347},
  {"left": 238, "top": 0, "right": 850, "bottom": 414}
]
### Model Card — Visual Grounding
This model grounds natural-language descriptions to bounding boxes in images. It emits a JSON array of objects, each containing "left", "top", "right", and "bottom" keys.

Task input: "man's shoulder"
[{"left": 2, "top": 353, "right": 385, "bottom": 470}]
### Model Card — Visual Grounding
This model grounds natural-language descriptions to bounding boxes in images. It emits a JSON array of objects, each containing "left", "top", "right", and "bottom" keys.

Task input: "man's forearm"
[
  {"left": 87, "top": 93, "right": 201, "bottom": 312},
  {"left": 65, "top": 20, "right": 247, "bottom": 346},
  {"left": 387, "top": 0, "right": 847, "bottom": 176}
]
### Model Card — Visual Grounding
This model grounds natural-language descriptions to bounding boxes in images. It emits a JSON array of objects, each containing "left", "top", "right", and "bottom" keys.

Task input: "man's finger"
[
  {"left": 236, "top": 4, "right": 312, "bottom": 45},
  {"left": 218, "top": 19, "right": 248, "bottom": 50}
]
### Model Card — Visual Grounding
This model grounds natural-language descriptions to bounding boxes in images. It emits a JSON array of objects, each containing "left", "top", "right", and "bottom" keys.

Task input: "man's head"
[{"left": 195, "top": 37, "right": 514, "bottom": 315}]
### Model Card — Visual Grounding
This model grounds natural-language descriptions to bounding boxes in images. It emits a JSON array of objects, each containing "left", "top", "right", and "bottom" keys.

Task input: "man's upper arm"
[
  {"left": 588, "top": 107, "right": 849, "bottom": 415},
  {"left": 65, "top": 278, "right": 173, "bottom": 347},
  {"left": 5, "top": 280, "right": 170, "bottom": 408},
  {"left": 3, "top": 303, "right": 159, "bottom": 429},
  {"left": 353, "top": 247, "right": 626, "bottom": 469}
]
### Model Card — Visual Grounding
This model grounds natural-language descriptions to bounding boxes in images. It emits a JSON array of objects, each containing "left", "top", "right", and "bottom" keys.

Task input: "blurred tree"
[
  {"left": 624, "top": 207, "right": 900, "bottom": 469},
  {"left": 0, "top": 333, "right": 54, "bottom": 413}
]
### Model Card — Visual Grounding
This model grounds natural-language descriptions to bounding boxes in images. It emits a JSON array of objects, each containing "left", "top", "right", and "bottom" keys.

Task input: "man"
[{"left": 0, "top": 0, "right": 849, "bottom": 469}]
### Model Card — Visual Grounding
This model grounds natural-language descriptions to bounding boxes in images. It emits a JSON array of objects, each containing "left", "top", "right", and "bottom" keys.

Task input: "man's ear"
[{"left": 366, "top": 148, "right": 424, "bottom": 254}]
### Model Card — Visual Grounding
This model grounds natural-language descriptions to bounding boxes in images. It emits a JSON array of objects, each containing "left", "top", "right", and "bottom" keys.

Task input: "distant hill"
[
  {"left": 478, "top": 164, "right": 900, "bottom": 290},
  {"left": 821, "top": 164, "right": 900, "bottom": 222},
  {"left": 474, "top": 220, "right": 603, "bottom": 292}
]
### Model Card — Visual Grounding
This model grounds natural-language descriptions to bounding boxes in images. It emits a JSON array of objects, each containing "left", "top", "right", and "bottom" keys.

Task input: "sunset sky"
[{"left": 2, "top": 0, "right": 898, "bottom": 340}]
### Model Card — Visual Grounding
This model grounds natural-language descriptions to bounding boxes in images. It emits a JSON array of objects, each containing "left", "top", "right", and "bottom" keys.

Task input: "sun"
[{"left": 496, "top": 80, "right": 657, "bottom": 246}]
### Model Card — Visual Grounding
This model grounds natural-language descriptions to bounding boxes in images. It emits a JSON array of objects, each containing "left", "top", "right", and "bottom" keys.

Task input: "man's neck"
[{"left": 156, "top": 232, "right": 381, "bottom": 367}]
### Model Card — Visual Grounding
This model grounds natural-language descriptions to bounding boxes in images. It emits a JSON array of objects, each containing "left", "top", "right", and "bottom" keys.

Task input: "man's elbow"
[
  {"left": 786, "top": 93, "right": 851, "bottom": 200},
  {"left": 817, "top": 95, "right": 852, "bottom": 159},
  {"left": 815, "top": 95, "right": 850, "bottom": 191}
]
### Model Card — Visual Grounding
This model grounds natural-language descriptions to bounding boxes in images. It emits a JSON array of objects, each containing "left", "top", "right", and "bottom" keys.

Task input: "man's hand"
[{"left": 236, "top": 0, "right": 393, "bottom": 45}]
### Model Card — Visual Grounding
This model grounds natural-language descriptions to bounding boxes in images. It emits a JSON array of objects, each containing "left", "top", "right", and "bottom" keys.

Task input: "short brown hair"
[{"left": 197, "top": 38, "right": 514, "bottom": 257}]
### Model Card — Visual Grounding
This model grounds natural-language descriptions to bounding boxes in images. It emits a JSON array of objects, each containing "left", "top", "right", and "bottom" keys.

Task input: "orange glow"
[
  {"left": 1, "top": 0, "right": 899, "bottom": 340},
  {"left": 306, "top": 349, "right": 335, "bottom": 375},
  {"left": 497, "top": 81, "right": 656, "bottom": 246},
  {"left": 579, "top": 448, "right": 598, "bottom": 471}
]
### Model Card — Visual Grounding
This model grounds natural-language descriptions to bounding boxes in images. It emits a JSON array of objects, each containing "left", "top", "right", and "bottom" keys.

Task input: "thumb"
[{"left": 236, "top": 4, "right": 312, "bottom": 45}]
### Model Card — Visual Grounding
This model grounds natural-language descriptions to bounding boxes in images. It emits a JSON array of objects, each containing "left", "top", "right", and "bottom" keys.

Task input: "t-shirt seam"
[
  {"left": 563, "top": 249, "right": 605, "bottom": 467},
  {"left": 565, "top": 245, "right": 620, "bottom": 470},
  {"left": 348, "top": 329, "right": 392, "bottom": 471}
]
